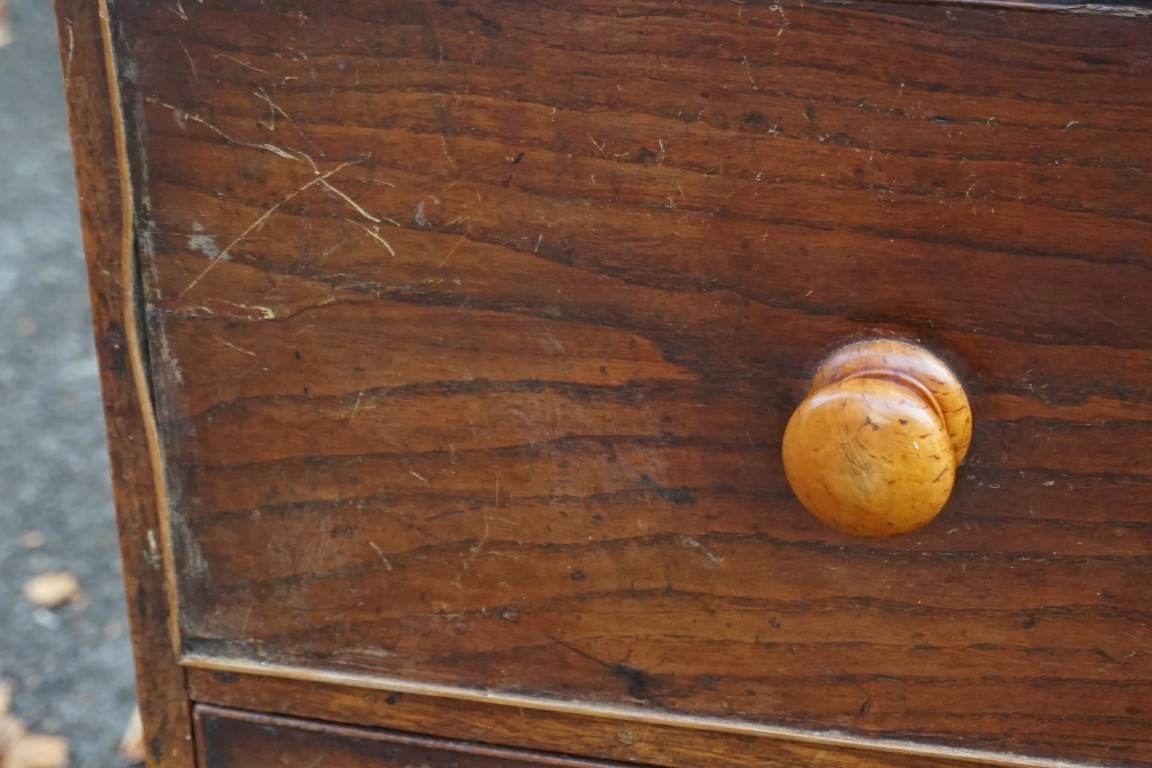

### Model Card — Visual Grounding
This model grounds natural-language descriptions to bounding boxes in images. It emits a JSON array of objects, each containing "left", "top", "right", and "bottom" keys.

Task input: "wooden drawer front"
[
  {"left": 110, "top": 0, "right": 1151, "bottom": 765},
  {"left": 195, "top": 705, "right": 622, "bottom": 767}
]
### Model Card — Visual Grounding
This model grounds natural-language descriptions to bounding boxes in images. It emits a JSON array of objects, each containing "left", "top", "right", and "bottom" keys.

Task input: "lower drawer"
[{"left": 194, "top": 705, "right": 626, "bottom": 768}]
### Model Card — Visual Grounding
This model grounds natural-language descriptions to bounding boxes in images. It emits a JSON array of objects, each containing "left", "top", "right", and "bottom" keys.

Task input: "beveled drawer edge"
[
  {"left": 188, "top": 666, "right": 988, "bottom": 768},
  {"left": 182, "top": 655, "right": 1102, "bottom": 768},
  {"left": 194, "top": 704, "right": 625, "bottom": 768},
  {"left": 867, "top": 0, "right": 1152, "bottom": 17}
]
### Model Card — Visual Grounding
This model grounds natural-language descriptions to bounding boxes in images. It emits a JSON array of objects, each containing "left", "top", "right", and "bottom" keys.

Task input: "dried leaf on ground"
[
  {"left": 21, "top": 573, "right": 79, "bottom": 609},
  {"left": 19, "top": 532, "right": 45, "bottom": 550},
  {"left": 119, "top": 707, "right": 144, "bottom": 765},
  {"left": 0, "top": 0, "right": 11, "bottom": 49},
  {"left": 0, "top": 716, "right": 27, "bottom": 757},
  {"left": 2, "top": 734, "right": 68, "bottom": 768}
]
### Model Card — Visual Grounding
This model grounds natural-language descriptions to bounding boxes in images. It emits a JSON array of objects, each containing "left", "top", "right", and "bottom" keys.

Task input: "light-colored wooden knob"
[{"left": 782, "top": 340, "right": 972, "bottom": 538}]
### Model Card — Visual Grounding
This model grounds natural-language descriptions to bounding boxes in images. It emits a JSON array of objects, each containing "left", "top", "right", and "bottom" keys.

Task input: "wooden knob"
[{"left": 782, "top": 340, "right": 972, "bottom": 538}]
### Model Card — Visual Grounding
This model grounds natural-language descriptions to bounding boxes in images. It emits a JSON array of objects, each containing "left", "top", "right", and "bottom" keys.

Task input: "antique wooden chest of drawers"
[{"left": 58, "top": 0, "right": 1151, "bottom": 765}]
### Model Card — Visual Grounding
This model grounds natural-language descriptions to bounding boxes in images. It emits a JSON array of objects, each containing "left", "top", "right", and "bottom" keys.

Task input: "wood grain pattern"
[
  {"left": 102, "top": 0, "right": 1152, "bottom": 765},
  {"left": 194, "top": 705, "right": 621, "bottom": 768},
  {"left": 53, "top": 1, "right": 193, "bottom": 765},
  {"left": 187, "top": 667, "right": 1068, "bottom": 768}
]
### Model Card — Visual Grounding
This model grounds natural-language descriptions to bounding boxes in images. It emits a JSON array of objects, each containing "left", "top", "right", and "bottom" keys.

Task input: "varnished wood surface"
[
  {"left": 53, "top": 1, "right": 194, "bottom": 766},
  {"left": 101, "top": 0, "right": 1152, "bottom": 765},
  {"left": 195, "top": 705, "right": 623, "bottom": 768},
  {"left": 187, "top": 667, "right": 1070, "bottom": 768}
]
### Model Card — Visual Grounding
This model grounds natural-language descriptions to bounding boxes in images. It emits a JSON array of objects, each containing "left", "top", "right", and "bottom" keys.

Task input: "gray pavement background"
[{"left": 0, "top": 1, "right": 139, "bottom": 766}]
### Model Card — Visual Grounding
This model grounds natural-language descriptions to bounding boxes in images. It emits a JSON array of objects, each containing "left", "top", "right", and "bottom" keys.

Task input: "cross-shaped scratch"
[{"left": 179, "top": 161, "right": 359, "bottom": 298}]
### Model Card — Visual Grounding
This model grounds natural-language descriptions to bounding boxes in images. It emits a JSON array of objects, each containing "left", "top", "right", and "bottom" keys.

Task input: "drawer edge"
[{"left": 185, "top": 656, "right": 1102, "bottom": 768}]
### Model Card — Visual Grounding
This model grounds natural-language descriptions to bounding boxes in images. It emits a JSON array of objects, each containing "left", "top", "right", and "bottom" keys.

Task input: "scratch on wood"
[
  {"left": 769, "top": 3, "right": 790, "bottom": 36},
  {"left": 322, "top": 180, "right": 381, "bottom": 223},
  {"left": 438, "top": 234, "right": 468, "bottom": 268},
  {"left": 252, "top": 87, "right": 312, "bottom": 144},
  {"left": 453, "top": 478, "right": 498, "bottom": 588},
  {"left": 471, "top": 516, "right": 491, "bottom": 561},
  {"left": 214, "top": 53, "right": 270, "bottom": 74},
  {"left": 680, "top": 535, "right": 723, "bottom": 566},
  {"left": 255, "top": 89, "right": 278, "bottom": 131},
  {"left": 368, "top": 541, "right": 393, "bottom": 571},
  {"left": 180, "top": 160, "right": 360, "bottom": 298},
  {"left": 345, "top": 220, "right": 398, "bottom": 257},
  {"left": 211, "top": 335, "right": 255, "bottom": 356},
  {"left": 440, "top": 135, "right": 457, "bottom": 171},
  {"left": 146, "top": 97, "right": 302, "bottom": 162},
  {"left": 211, "top": 298, "right": 279, "bottom": 320},
  {"left": 742, "top": 55, "right": 758, "bottom": 88},
  {"left": 233, "top": 362, "right": 260, "bottom": 380},
  {"left": 308, "top": 532, "right": 331, "bottom": 571},
  {"left": 178, "top": 39, "right": 198, "bottom": 83},
  {"left": 539, "top": 324, "right": 566, "bottom": 354}
]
